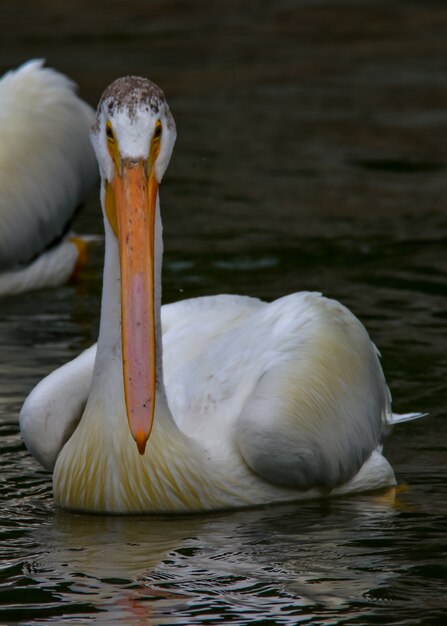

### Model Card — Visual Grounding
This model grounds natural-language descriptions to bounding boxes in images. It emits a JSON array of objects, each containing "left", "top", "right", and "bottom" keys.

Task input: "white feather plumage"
[
  {"left": 0, "top": 60, "right": 97, "bottom": 291},
  {"left": 20, "top": 75, "right": 424, "bottom": 513}
]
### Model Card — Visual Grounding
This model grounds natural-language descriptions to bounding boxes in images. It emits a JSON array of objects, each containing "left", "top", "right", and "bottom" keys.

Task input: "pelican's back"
[{"left": 0, "top": 59, "right": 97, "bottom": 269}]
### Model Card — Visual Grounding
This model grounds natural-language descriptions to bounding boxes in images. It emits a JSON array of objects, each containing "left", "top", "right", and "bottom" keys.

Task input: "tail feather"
[{"left": 389, "top": 411, "right": 427, "bottom": 425}]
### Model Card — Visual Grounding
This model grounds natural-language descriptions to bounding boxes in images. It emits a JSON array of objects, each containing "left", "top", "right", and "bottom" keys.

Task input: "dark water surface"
[{"left": 1, "top": 1, "right": 447, "bottom": 623}]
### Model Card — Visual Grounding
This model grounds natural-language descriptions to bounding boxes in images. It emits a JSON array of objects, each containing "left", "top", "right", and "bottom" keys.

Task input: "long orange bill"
[{"left": 112, "top": 159, "right": 158, "bottom": 454}]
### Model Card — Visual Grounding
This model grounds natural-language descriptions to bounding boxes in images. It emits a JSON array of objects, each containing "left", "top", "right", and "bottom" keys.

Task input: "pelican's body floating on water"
[
  {"left": 0, "top": 60, "right": 98, "bottom": 295},
  {"left": 20, "top": 76, "right": 422, "bottom": 513}
]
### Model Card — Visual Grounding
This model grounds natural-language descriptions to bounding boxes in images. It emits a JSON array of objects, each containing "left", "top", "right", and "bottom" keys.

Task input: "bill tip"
[{"left": 134, "top": 429, "right": 148, "bottom": 455}]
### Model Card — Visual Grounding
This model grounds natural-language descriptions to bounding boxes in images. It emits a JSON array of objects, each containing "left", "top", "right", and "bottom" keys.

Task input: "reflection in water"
[
  {"left": 5, "top": 493, "right": 421, "bottom": 624},
  {"left": 0, "top": 485, "right": 444, "bottom": 624},
  {"left": 1, "top": 0, "right": 447, "bottom": 623}
]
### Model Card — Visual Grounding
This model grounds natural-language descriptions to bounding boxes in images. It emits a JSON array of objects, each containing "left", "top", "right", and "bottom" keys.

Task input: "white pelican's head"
[
  {"left": 90, "top": 76, "right": 176, "bottom": 184},
  {"left": 90, "top": 77, "right": 177, "bottom": 455}
]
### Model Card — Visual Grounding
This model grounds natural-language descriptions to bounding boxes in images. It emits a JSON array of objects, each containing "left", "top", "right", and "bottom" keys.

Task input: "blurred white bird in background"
[{"left": 0, "top": 59, "right": 98, "bottom": 296}]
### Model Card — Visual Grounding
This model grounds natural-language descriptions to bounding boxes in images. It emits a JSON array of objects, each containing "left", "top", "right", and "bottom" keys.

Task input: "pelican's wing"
[
  {"left": 0, "top": 60, "right": 97, "bottom": 270},
  {"left": 167, "top": 292, "right": 398, "bottom": 491},
  {"left": 20, "top": 345, "right": 97, "bottom": 470}
]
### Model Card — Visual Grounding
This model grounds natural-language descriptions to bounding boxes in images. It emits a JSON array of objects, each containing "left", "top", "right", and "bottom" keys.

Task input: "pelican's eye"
[
  {"left": 153, "top": 121, "right": 162, "bottom": 140},
  {"left": 106, "top": 122, "right": 115, "bottom": 140},
  {"left": 105, "top": 121, "right": 120, "bottom": 173},
  {"left": 148, "top": 121, "right": 162, "bottom": 172}
]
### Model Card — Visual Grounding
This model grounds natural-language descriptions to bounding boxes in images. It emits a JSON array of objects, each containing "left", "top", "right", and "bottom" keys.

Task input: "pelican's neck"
[{"left": 96, "top": 184, "right": 166, "bottom": 400}]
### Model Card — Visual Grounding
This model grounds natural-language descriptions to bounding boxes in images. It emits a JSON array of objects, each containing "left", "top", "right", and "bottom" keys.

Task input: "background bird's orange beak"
[{"left": 111, "top": 160, "right": 158, "bottom": 454}]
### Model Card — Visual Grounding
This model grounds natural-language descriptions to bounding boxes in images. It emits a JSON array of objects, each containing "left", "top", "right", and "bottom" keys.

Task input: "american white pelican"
[
  {"left": 0, "top": 59, "right": 98, "bottom": 295},
  {"left": 20, "top": 76, "right": 422, "bottom": 513}
]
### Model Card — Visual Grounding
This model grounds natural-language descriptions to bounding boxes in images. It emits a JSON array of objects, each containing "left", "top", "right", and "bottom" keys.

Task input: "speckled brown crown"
[{"left": 92, "top": 76, "right": 174, "bottom": 132}]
